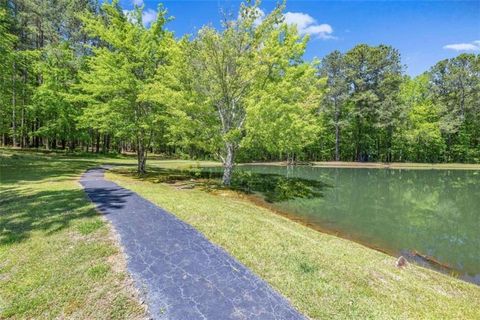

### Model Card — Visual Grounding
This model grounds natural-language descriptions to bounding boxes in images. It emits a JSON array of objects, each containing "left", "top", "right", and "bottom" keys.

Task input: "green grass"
[
  {"left": 107, "top": 167, "right": 480, "bottom": 320},
  {"left": 0, "top": 150, "right": 145, "bottom": 319}
]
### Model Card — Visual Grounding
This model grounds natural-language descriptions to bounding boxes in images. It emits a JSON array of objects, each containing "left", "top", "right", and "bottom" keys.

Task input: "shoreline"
[
  {"left": 209, "top": 187, "right": 478, "bottom": 286},
  {"left": 241, "top": 161, "right": 480, "bottom": 170}
]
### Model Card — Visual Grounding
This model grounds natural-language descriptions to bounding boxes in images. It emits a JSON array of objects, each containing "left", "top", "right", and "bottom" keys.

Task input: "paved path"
[{"left": 80, "top": 168, "right": 304, "bottom": 320}]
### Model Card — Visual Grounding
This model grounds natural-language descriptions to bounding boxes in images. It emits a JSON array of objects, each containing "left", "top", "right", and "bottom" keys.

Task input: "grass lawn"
[
  {"left": 0, "top": 150, "right": 145, "bottom": 319},
  {"left": 107, "top": 166, "right": 480, "bottom": 319}
]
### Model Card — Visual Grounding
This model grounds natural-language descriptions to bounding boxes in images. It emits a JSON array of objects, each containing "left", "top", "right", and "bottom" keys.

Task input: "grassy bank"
[
  {"left": 0, "top": 151, "right": 145, "bottom": 319},
  {"left": 107, "top": 167, "right": 480, "bottom": 319}
]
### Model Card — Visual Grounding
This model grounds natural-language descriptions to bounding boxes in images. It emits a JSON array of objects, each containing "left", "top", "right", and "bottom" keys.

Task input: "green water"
[{"left": 234, "top": 165, "right": 480, "bottom": 284}]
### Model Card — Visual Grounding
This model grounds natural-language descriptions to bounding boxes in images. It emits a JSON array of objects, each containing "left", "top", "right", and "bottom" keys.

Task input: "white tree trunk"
[{"left": 222, "top": 143, "right": 235, "bottom": 186}]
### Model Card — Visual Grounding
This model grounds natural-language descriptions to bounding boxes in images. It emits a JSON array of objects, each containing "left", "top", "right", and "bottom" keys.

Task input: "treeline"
[{"left": 1, "top": 0, "right": 479, "bottom": 184}]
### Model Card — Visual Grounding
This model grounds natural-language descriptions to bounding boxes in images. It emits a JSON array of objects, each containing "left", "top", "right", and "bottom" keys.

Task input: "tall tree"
[
  {"left": 33, "top": 43, "right": 80, "bottom": 150},
  {"left": 0, "top": 5, "right": 17, "bottom": 146},
  {"left": 344, "top": 44, "right": 403, "bottom": 161},
  {"left": 245, "top": 59, "right": 323, "bottom": 164},
  {"left": 429, "top": 54, "right": 480, "bottom": 162},
  {"left": 394, "top": 74, "right": 445, "bottom": 162},
  {"left": 319, "top": 50, "right": 349, "bottom": 161},
  {"left": 77, "top": 1, "right": 175, "bottom": 173},
  {"left": 184, "top": 0, "right": 318, "bottom": 184}
]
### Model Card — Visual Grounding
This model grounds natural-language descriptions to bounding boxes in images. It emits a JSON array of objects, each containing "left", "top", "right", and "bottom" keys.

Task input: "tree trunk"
[
  {"left": 12, "top": 62, "right": 17, "bottom": 147},
  {"left": 334, "top": 106, "right": 340, "bottom": 161},
  {"left": 21, "top": 68, "right": 26, "bottom": 148},
  {"left": 222, "top": 143, "right": 235, "bottom": 186},
  {"left": 106, "top": 134, "right": 110, "bottom": 153},
  {"left": 286, "top": 152, "right": 295, "bottom": 165},
  {"left": 95, "top": 132, "right": 100, "bottom": 153},
  {"left": 21, "top": 105, "right": 25, "bottom": 148},
  {"left": 102, "top": 134, "right": 107, "bottom": 153},
  {"left": 136, "top": 141, "right": 147, "bottom": 174},
  {"left": 34, "top": 118, "right": 40, "bottom": 148}
]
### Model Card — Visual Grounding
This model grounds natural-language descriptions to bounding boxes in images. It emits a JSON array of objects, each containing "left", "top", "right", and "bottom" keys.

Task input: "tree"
[
  {"left": 394, "top": 74, "right": 445, "bottom": 162},
  {"left": 0, "top": 5, "right": 17, "bottom": 146},
  {"left": 32, "top": 43, "right": 80, "bottom": 150},
  {"left": 184, "top": 0, "right": 319, "bottom": 184},
  {"left": 344, "top": 44, "right": 403, "bottom": 161},
  {"left": 429, "top": 54, "right": 480, "bottom": 162},
  {"left": 319, "top": 50, "right": 349, "bottom": 161},
  {"left": 245, "top": 59, "right": 323, "bottom": 164},
  {"left": 77, "top": 1, "right": 175, "bottom": 173}
]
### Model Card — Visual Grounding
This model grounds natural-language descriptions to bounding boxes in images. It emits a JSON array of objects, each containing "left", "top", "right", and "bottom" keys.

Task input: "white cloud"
[
  {"left": 283, "top": 12, "right": 334, "bottom": 39},
  {"left": 132, "top": 0, "right": 143, "bottom": 6},
  {"left": 284, "top": 12, "right": 315, "bottom": 31},
  {"left": 443, "top": 40, "right": 480, "bottom": 52},
  {"left": 142, "top": 9, "right": 157, "bottom": 27}
]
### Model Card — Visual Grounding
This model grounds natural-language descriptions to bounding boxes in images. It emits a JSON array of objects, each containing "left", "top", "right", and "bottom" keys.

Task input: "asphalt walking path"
[{"left": 80, "top": 168, "right": 304, "bottom": 320}]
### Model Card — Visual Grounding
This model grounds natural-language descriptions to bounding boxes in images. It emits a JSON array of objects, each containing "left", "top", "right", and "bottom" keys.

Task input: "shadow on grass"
[
  {"left": 1, "top": 155, "right": 94, "bottom": 184},
  {"left": 0, "top": 187, "right": 98, "bottom": 245},
  {"left": 116, "top": 167, "right": 332, "bottom": 203},
  {"left": 0, "top": 151, "right": 135, "bottom": 184}
]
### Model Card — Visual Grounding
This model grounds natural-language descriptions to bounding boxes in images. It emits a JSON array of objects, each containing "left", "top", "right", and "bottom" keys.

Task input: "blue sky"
[{"left": 120, "top": 0, "right": 480, "bottom": 76}]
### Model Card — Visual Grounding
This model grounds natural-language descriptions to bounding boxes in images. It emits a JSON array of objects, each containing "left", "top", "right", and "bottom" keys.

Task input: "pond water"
[{"left": 226, "top": 165, "right": 480, "bottom": 284}]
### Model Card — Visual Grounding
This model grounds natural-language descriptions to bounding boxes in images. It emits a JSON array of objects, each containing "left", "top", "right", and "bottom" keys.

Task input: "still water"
[{"left": 231, "top": 165, "right": 480, "bottom": 284}]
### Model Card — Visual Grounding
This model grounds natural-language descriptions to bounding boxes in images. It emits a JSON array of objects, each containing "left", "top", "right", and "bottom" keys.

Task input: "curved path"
[{"left": 80, "top": 168, "right": 304, "bottom": 320}]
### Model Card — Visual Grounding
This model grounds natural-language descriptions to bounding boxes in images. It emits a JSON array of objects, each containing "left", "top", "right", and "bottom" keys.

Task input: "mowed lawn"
[
  {"left": 0, "top": 150, "right": 145, "bottom": 319},
  {"left": 107, "top": 168, "right": 480, "bottom": 319}
]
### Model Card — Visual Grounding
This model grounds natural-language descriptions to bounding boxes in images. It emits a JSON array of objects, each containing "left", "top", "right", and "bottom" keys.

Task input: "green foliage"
[
  {"left": 393, "top": 74, "right": 445, "bottom": 162},
  {"left": 76, "top": 0, "right": 175, "bottom": 172},
  {"left": 430, "top": 54, "right": 480, "bottom": 162},
  {"left": 176, "top": 1, "right": 324, "bottom": 182},
  {"left": 33, "top": 43, "right": 80, "bottom": 144},
  {"left": 344, "top": 44, "right": 403, "bottom": 161},
  {"left": 245, "top": 61, "right": 323, "bottom": 162},
  {"left": 0, "top": 0, "right": 478, "bottom": 166}
]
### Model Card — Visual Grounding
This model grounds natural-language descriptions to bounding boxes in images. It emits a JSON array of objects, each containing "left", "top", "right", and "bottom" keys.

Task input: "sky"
[{"left": 120, "top": 0, "right": 480, "bottom": 76}]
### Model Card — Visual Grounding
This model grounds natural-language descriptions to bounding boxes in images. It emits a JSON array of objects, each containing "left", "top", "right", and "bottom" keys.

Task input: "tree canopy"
[{"left": 1, "top": 0, "right": 479, "bottom": 182}]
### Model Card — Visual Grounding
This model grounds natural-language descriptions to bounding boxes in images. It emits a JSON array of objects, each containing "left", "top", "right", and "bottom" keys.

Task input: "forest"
[{"left": 1, "top": 0, "right": 479, "bottom": 184}]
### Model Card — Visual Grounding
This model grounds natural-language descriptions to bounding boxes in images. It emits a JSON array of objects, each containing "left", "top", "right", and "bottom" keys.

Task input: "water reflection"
[{"left": 234, "top": 166, "right": 480, "bottom": 285}]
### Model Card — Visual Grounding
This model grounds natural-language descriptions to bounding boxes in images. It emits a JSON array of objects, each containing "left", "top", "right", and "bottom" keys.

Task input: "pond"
[{"left": 223, "top": 165, "right": 480, "bottom": 285}]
